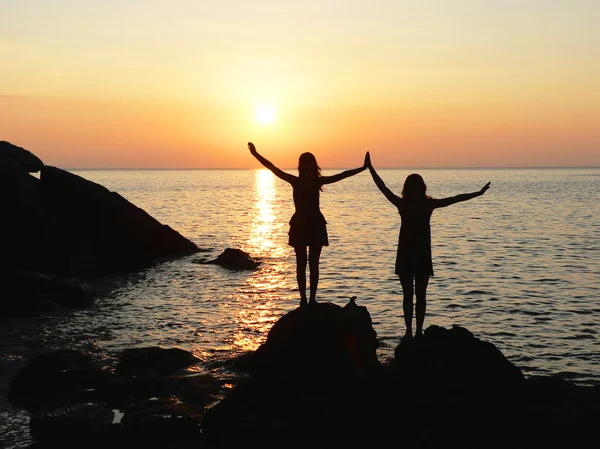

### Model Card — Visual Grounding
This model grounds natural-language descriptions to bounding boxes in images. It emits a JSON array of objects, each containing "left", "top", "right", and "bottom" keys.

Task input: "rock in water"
[
  {"left": 204, "top": 248, "right": 260, "bottom": 270},
  {"left": 39, "top": 166, "right": 199, "bottom": 274},
  {"left": 394, "top": 324, "right": 525, "bottom": 390},
  {"left": 246, "top": 299, "right": 380, "bottom": 381},
  {"left": 116, "top": 347, "right": 200, "bottom": 376}
]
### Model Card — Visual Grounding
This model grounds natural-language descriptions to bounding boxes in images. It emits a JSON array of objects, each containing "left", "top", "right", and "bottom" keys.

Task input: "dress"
[
  {"left": 288, "top": 178, "right": 329, "bottom": 247},
  {"left": 394, "top": 198, "right": 434, "bottom": 276}
]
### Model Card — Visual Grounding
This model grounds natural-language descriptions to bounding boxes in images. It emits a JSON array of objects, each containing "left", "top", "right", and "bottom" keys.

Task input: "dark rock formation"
[
  {"left": 203, "top": 316, "right": 600, "bottom": 449},
  {"left": 7, "top": 311, "right": 600, "bottom": 448},
  {"left": 0, "top": 140, "right": 43, "bottom": 172},
  {"left": 10, "top": 348, "right": 229, "bottom": 448},
  {"left": 241, "top": 299, "right": 379, "bottom": 381},
  {"left": 116, "top": 347, "right": 200, "bottom": 376},
  {"left": 202, "top": 248, "right": 260, "bottom": 270},
  {"left": 2, "top": 271, "right": 93, "bottom": 316},
  {"left": 40, "top": 165, "right": 199, "bottom": 275},
  {"left": 0, "top": 141, "right": 198, "bottom": 277}
]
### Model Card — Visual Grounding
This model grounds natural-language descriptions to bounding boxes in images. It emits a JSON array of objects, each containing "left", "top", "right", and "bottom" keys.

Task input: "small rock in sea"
[
  {"left": 116, "top": 347, "right": 200, "bottom": 376},
  {"left": 199, "top": 248, "right": 260, "bottom": 270}
]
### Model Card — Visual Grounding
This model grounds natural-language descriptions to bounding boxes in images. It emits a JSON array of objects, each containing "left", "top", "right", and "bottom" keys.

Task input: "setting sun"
[{"left": 255, "top": 104, "right": 276, "bottom": 126}]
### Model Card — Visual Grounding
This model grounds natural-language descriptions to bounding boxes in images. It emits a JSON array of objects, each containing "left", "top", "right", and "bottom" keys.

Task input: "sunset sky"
[{"left": 1, "top": 1, "right": 598, "bottom": 168}]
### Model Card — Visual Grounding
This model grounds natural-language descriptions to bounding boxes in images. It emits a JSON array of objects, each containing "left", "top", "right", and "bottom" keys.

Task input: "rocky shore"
[
  {"left": 7, "top": 299, "right": 600, "bottom": 449},
  {"left": 1, "top": 141, "right": 199, "bottom": 315}
]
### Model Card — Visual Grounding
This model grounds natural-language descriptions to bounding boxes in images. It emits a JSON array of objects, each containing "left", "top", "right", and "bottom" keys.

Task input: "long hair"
[
  {"left": 298, "top": 152, "right": 322, "bottom": 189},
  {"left": 401, "top": 173, "right": 430, "bottom": 202}
]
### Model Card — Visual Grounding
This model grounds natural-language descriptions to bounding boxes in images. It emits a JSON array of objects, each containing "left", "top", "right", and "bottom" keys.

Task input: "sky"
[{"left": 1, "top": 0, "right": 599, "bottom": 168}]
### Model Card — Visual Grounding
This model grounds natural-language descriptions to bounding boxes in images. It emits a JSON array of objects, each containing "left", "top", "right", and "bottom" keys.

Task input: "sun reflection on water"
[{"left": 234, "top": 170, "right": 293, "bottom": 351}]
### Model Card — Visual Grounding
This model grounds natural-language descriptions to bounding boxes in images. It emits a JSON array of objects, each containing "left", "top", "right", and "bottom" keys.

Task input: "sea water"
[{"left": 1, "top": 168, "right": 599, "bottom": 446}]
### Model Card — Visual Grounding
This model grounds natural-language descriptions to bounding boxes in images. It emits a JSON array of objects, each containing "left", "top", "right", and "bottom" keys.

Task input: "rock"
[
  {"left": 0, "top": 149, "right": 54, "bottom": 273},
  {"left": 2, "top": 271, "right": 93, "bottom": 316},
  {"left": 1, "top": 142, "right": 199, "bottom": 278},
  {"left": 39, "top": 165, "right": 199, "bottom": 274},
  {"left": 30, "top": 403, "right": 120, "bottom": 448},
  {"left": 244, "top": 298, "right": 380, "bottom": 382},
  {"left": 0, "top": 140, "right": 43, "bottom": 172},
  {"left": 203, "top": 248, "right": 260, "bottom": 270},
  {"left": 116, "top": 347, "right": 200, "bottom": 376},
  {"left": 10, "top": 350, "right": 110, "bottom": 412},
  {"left": 394, "top": 324, "right": 525, "bottom": 391}
]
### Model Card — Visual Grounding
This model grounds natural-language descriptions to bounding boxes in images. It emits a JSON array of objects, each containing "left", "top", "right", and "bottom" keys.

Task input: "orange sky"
[{"left": 1, "top": 1, "right": 598, "bottom": 168}]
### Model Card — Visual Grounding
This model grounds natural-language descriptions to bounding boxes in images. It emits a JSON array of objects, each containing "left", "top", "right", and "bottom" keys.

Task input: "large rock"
[
  {"left": 394, "top": 324, "right": 525, "bottom": 390},
  {"left": 1, "top": 271, "right": 93, "bottom": 316},
  {"left": 204, "top": 318, "right": 600, "bottom": 449},
  {"left": 0, "top": 140, "right": 43, "bottom": 172},
  {"left": 10, "top": 350, "right": 109, "bottom": 412},
  {"left": 10, "top": 348, "right": 226, "bottom": 449},
  {"left": 39, "top": 165, "right": 199, "bottom": 274},
  {"left": 116, "top": 347, "right": 200, "bottom": 376},
  {"left": 242, "top": 298, "right": 380, "bottom": 381},
  {"left": 0, "top": 141, "right": 199, "bottom": 278},
  {"left": 0, "top": 149, "right": 54, "bottom": 272}
]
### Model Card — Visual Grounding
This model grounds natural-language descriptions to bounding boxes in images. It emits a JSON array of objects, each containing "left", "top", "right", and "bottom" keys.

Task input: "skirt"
[{"left": 288, "top": 212, "right": 329, "bottom": 247}]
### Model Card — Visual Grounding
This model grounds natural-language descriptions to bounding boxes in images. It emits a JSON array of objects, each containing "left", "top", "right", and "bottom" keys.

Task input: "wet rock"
[
  {"left": 0, "top": 140, "right": 43, "bottom": 172},
  {"left": 2, "top": 271, "right": 93, "bottom": 316},
  {"left": 245, "top": 298, "right": 379, "bottom": 381},
  {"left": 30, "top": 403, "right": 119, "bottom": 447},
  {"left": 10, "top": 350, "right": 110, "bottom": 412},
  {"left": 203, "top": 248, "right": 260, "bottom": 270},
  {"left": 116, "top": 347, "right": 200, "bottom": 376},
  {"left": 40, "top": 166, "right": 199, "bottom": 275},
  {"left": 1, "top": 140, "right": 199, "bottom": 279},
  {"left": 394, "top": 324, "right": 525, "bottom": 390}
]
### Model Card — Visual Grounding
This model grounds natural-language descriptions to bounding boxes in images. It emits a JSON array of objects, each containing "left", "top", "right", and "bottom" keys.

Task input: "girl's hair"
[
  {"left": 298, "top": 152, "right": 322, "bottom": 188},
  {"left": 401, "top": 173, "right": 430, "bottom": 201}
]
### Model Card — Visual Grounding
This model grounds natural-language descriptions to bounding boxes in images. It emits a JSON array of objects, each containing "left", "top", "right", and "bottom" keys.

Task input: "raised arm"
[
  {"left": 248, "top": 142, "right": 296, "bottom": 184},
  {"left": 431, "top": 182, "right": 491, "bottom": 209},
  {"left": 366, "top": 152, "right": 401, "bottom": 206},
  {"left": 320, "top": 152, "right": 368, "bottom": 185}
]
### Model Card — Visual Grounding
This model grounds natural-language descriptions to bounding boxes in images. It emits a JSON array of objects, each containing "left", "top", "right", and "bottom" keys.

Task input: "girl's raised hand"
[
  {"left": 248, "top": 142, "right": 257, "bottom": 155},
  {"left": 364, "top": 151, "right": 371, "bottom": 168},
  {"left": 480, "top": 182, "right": 491, "bottom": 194}
]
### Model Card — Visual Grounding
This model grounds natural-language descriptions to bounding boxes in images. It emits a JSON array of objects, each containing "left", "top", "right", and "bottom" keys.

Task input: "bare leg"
[
  {"left": 415, "top": 274, "right": 430, "bottom": 337},
  {"left": 400, "top": 275, "right": 414, "bottom": 338},
  {"left": 294, "top": 246, "right": 308, "bottom": 306},
  {"left": 308, "top": 245, "right": 323, "bottom": 303}
]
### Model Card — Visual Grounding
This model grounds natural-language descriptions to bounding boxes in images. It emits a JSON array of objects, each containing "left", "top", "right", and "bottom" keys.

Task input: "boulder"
[
  {"left": 10, "top": 350, "right": 110, "bottom": 412},
  {"left": 116, "top": 347, "right": 200, "bottom": 376},
  {"left": 0, "top": 149, "right": 53, "bottom": 272},
  {"left": 39, "top": 165, "right": 199, "bottom": 274},
  {"left": 0, "top": 140, "right": 43, "bottom": 172},
  {"left": 243, "top": 298, "right": 379, "bottom": 381},
  {"left": 2, "top": 271, "right": 93, "bottom": 316},
  {"left": 394, "top": 324, "right": 525, "bottom": 391},
  {"left": 203, "top": 248, "right": 260, "bottom": 270}
]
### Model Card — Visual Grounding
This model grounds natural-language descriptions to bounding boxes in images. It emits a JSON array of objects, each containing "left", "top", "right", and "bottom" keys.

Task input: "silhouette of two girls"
[{"left": 248, "top": 142, "right": 490, "bottom": 339}]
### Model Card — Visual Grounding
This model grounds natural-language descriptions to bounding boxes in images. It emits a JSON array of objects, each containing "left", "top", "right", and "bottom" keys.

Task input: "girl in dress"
[
  {"left": 249, "top": 142, "right": 368, "bottom": 307},
  {"left": 367, "top": 153, "right": 490, "bottom": 339}
]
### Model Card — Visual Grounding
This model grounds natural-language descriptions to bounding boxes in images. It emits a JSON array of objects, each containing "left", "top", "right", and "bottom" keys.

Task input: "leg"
[
  {"left": 399, "top": 275, "right": 414, "bottom": 338},
  {"left": 415, "top": 274, "right": 430, "bottom": 337},
  {"left": 294, "top": 246, "right": 308, "bottom": 306},
  {"left": 308, "top": 245, "right": 323, "bottom": 303}
]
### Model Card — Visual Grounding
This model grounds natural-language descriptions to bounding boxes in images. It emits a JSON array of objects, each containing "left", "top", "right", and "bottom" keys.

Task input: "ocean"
[{"left": 1, "top": 167, "right": 599, "bottom": 445}]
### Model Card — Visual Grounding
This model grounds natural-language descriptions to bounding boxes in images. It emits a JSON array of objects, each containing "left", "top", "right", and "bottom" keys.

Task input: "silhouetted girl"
[
  {"left": 367, "top": 154, "right": 490, "bottom": 340},
  {"left": 249, "top": 142, "right": 367, "bottom": 307}
]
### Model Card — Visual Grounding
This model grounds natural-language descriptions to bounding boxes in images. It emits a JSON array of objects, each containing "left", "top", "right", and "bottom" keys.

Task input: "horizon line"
[{"left": 66, "top": 166, "right": 600, "bottom": 171}]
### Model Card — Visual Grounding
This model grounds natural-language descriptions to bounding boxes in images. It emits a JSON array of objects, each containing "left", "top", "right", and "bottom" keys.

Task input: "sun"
[{"left": 255, "top": 104, "right": 276, "bottom": 125}]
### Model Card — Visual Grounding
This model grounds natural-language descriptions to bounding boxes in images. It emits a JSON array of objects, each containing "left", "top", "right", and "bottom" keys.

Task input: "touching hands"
[
  {"left": 364, "top": 151, "right": 371, "bottom": 169},
  {"left": 248, "top": 142, "right": 257, "bottom": 156},
  {"left": 480, "top": 182, "right": 491, "bottom": 195}
]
